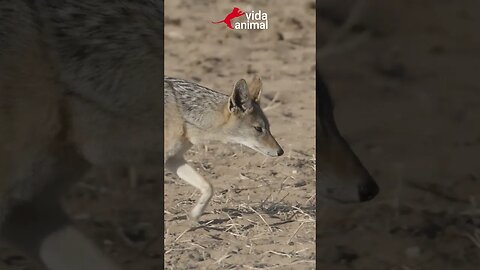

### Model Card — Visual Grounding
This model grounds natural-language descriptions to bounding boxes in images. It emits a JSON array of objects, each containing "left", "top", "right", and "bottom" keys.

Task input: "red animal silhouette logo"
[{"left": 212, "top": 7, "right": 245, "bottom": 29}]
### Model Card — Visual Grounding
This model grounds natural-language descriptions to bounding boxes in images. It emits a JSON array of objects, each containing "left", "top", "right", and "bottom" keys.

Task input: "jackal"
[
  {"left": 164, "top": 76, "right": 283, "bottom": 220},
  {"left": 1, "top": 0, "right": 163, "bottom": 269}
]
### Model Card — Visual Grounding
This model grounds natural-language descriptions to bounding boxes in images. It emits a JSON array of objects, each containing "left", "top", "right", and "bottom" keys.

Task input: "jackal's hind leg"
[{"left": 166, "top": 156, "right": 213, "bottom": 221}]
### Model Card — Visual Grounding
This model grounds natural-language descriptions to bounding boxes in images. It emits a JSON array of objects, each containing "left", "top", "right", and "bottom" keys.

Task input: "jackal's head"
[
  {"left": 316, "top": 72, "right": 379, "bottom": 203},
  {"left": 222, "top": 76, "right": 284, "bottom": 157}
]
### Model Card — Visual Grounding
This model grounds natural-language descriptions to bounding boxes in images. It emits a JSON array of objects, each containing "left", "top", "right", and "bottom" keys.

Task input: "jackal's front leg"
[{"left": 166, "top": 156, "right": 213, "bottom": 220}]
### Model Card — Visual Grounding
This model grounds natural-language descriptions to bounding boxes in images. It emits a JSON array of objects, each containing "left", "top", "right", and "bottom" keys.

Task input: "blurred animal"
[
  {"left": 0, "top": 0, "right": 163, "bottom": 269},
  {"left": 316, "top": 69, "right": 379, "bottom": 203}
]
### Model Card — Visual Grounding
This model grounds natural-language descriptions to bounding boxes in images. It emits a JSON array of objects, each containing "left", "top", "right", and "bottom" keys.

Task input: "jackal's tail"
[{"left": 211, "top": 20, "right": 224, "bottom": 24}]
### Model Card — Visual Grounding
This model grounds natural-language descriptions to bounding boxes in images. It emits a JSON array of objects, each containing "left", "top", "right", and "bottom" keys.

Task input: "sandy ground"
[{"left": 163, "top": 0, "right": 316, "bottom": 269}]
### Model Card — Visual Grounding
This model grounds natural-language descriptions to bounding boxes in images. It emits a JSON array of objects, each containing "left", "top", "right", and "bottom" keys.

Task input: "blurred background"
[{"left": 316, "top": 0, "right": 480, "bottom": 269}]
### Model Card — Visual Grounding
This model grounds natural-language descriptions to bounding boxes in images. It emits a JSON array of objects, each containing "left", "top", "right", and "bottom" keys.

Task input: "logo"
[
  {"left": 211, "top": 7, "right": 245, "bottom": 29},
  {"left": 212, "top": 7, "right": 269, "bottom": 30}
]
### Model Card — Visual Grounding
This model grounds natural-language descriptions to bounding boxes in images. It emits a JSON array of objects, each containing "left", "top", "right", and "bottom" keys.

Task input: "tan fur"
[{"left": 248, "top": 75, "right": 263, "bottom": 103}]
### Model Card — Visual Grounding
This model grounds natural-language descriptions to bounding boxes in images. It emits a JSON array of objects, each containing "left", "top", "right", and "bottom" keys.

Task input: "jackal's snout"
[
  {"left": 317, "top": 132, "right": 379, "bottom": 203},
  {"left": 358, "top": 177, "right": 379, "bottom": 202},
  {"left": 261, "top": 132, "right": 283, "bottom": 157},
  {"left": 256, "top": 144, "right": 283, "bottom": 157}
]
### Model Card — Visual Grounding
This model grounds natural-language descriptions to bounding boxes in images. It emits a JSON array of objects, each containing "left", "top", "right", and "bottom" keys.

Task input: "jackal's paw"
[
  {"left": 190, "top": 206, "right": 205, "bottom": 220},
  {"left": 187, "top": 214, "right": 202, "bottom": 228},
  {"left": 187, "top": 219, "right": 202, "bottom": 228},
  {"left": 189, "top": 211, "right": 202, "bottom": 222}
]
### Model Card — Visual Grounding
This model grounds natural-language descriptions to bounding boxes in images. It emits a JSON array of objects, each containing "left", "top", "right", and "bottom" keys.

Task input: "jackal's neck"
[
  {"left": 182, "top": 99, "right": 228, "bottom": 129},
  {"left": 186, "top": 124, "right": 226, "bottom": 145},
  {"left": 184, "top": 103, "right": 231, "bottom": 145}
]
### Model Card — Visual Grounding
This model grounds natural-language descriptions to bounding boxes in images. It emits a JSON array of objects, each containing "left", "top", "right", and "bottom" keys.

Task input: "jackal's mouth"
[
  {"left": 250, "top": 145, "right": 279, "bottom": 157},
  {"left": 250, "top": 145, "right": 266, "bottom": 155},
  {"left": 318, "top": 194, "right": 360, "bottom": 204},
  {"left": 317, "top": 184, "right": 379, "bottom": 203}
]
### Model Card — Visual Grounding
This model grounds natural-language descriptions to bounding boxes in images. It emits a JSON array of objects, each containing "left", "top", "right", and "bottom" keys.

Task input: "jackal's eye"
[{"left": 254, "top": 126, "right": 263, "bottom": 133}]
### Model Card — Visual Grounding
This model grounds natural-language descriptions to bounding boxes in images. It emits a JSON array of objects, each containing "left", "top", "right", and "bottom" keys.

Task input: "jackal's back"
[{"left": 164, "top": 77, "right": 229, "bottom": 128}]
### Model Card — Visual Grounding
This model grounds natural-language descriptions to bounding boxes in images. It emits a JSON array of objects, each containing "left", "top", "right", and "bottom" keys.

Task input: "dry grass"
[{"left": 164, "top": 144, "right": 316, "bottom": 269}]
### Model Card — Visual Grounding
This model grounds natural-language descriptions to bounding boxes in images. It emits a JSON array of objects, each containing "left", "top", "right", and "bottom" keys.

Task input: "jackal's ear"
[
  {"left": 229, "top": 79, "right": 252, "bottom": 113},
  {"left": 249, "top": 75, "right": 262, "bottom": 103}
]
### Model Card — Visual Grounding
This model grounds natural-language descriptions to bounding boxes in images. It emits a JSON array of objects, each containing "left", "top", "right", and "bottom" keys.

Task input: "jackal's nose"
[
  {"left": 277, "top": 148, "right": 284, "bottom": 156},
  {"left": 358, "top": 180, "right": 379, "bottom": 202}
]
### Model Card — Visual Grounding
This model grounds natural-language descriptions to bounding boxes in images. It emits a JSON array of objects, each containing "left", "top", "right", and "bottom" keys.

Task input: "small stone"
[
  {"left": 166, "top": 31, "right": 185, "bottom": 40},
  {"left": 294, "top": 180, "right": 306, "bottom": 187}
]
